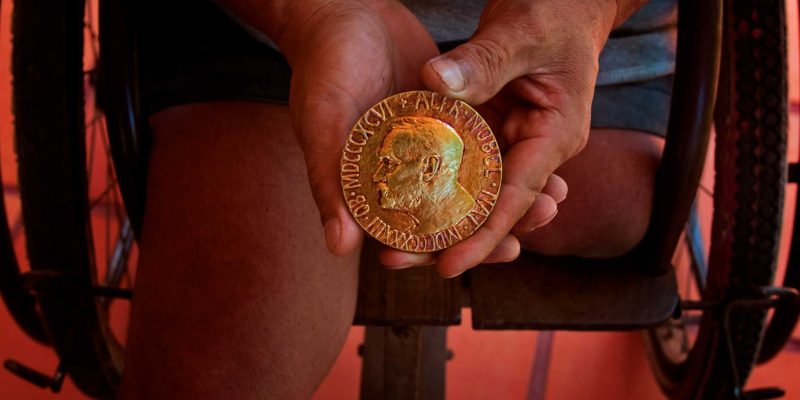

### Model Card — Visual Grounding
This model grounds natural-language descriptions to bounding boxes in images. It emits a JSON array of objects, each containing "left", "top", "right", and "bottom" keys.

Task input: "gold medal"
[{"left": 341, "top": 90, "right": 502, "bottom": 252}]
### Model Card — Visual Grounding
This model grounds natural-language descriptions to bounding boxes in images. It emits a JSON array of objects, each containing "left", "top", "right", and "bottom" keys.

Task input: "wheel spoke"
[
  {"left": 686, "top": 206, "right": 708, "bottom": 292},
  {"left": 85, "top": 109, "right": 103, "bottom": 126},
  {"left": 698, "top": 184, "right": 713, "bottom": 198},
  {"left": 105, "top": 219, "right": 134, "bottom": 288},
  {"left": 84, "top": 0, "right": 100, "bottom": 65},
  {"left": 102, "top": 220, "right": 134, "bottom": 309},
  {"left": 89, "top": 178, "right": 119, "bottom": 210}
]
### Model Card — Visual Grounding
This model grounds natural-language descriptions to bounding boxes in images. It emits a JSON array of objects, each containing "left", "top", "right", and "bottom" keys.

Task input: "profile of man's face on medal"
[{"left": 372, "top": 116, "right": 476, "bottom": 234}]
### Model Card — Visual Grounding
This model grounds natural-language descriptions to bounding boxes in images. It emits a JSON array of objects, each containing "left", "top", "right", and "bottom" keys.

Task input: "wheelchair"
[{"left": 0, "top": 0, "right": 798, "bottom": 398}]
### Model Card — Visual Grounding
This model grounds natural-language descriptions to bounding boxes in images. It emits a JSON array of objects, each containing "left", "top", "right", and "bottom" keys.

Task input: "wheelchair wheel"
[
  {"left": 11, "top": 0, "right": 135, "bottom": 396},
  {"left": 643, "top": 1, "right": 787, "bottom": 399}
]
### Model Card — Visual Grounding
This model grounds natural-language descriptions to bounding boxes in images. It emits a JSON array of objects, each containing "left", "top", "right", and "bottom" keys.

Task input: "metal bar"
[
  {"left": 527, "top": 331, "right": 555, "bottom": 400},
  {"left": 687, "top": 204, "right": 708, "bottom": 290},
  {"left": 642, "top": 0, "right": 723, "bottom": 275},
  {"left": 3, "top": 360, "right": 57, "bottom": 390},
  {"left": 90, "top": 286, "right": 133, "bottom": 299},
  {"left": 788, "top": 163, "right": 800, "bottom": 183},
  {"left": 758, "top": 183, "right": 800, "bottom": 362},
  {"left": 719, "top": 286, "right": 798, "bottom": 399}
]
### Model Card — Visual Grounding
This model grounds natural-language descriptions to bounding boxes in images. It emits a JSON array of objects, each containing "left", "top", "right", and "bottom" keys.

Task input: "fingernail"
[
  {"left": 443, "top": 269, "right": 466, "bottom": 279},
  {"left": 385, "top": 254, "right": 436, "bottom": 270},
  {"left": 529, "top": 209, "right": 558, "bottom": 232},
  {"left": 486, "top": 238, "right": 520, "bottom": 263},
  {"left": 429, "top": 57, "right": 465, "bottom": 93},
  {"left": 544, "top": 208, "right": 559, "bottom": 224},
  {"left": 386, "top": 262, "right": 422, "bottom": 270},
  {"left": 323, "top": 218, "right": 340, "bottom": 253}
]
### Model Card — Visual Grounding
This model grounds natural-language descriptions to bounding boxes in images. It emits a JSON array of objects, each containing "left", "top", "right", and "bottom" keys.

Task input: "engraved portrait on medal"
[{"left": 341, "top": 91, "right": 502, "bottom": 252}]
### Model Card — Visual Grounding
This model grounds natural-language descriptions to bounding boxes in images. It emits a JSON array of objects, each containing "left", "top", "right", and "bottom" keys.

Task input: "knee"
[
  {"left": 518, "top": 197, "right": 652, "bottom": 259},
  {"left": 514, "top": 128, "right": 663, "bottom": 259}
]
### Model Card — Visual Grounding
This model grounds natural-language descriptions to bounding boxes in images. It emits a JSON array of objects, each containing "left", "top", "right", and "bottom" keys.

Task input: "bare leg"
[
  {"left": 518, "top": 128, "right": 665, "bottom": 258},
  {"left": 118, "top": 102, "right": 359, "bottom": 399}
]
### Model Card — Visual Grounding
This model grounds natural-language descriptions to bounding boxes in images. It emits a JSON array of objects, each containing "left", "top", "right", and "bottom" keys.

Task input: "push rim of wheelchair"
[{"left": 0, "top": 0, "right": 797, "bottom": 399}]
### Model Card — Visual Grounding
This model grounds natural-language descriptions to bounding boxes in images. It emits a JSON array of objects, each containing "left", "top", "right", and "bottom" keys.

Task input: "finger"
[
  {"left": 379, "top": 250, "right": 436, "bottom": 270},
  {"left": 478, "top": 234, "right": 521, "bottom": 266},
  {"left": 543, "top": 173, "right": 568, "bottom": 204},
  {"left": 284, "top": 15, "right": 406, "bottom": 256},
  {"left": 436, "top": 136, "right": 563, "bottom": 277},
  {"left": 290, "top": 74, "right": 379, "bottom": 256},
  {"left": 420, "top": 21, "right": 533, "bottom": 105},
  {"left": 296, "top": 96, "right": 366, "bottom": 256},
  {"left": 511, "top": 193, "right": 558, "bottom": 235},
  {"left": 509, "top": 173, "right": 567, "bottom": 234},
  {"left": 380, "top": 231, "right": 520, "bottom": 272},
  {"left": 440, "top": 234, "right": 520, "bottom": 278}
]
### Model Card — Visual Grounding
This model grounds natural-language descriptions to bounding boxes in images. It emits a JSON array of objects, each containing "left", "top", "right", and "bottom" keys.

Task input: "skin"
[
  {"left": 119, "top": 0, "right": 655, "bottom": 397},
  {"left": 213, "top": 0, "right": 647, "bottom": 277},
  {"left": 118, "top": 102, "right": 360, "bottom": 399}
]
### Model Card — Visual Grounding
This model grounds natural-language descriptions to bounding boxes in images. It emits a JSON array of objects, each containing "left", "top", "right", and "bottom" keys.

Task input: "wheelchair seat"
[{"left": 355, "top": 240, "right": 678, "bottom": 330}]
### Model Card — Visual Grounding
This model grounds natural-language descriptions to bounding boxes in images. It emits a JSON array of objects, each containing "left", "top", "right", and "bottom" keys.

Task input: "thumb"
[
  {"left": 421, "top": 24, "right": 530, "bottom": 105},
  {"left": 291, "top": 86, "right": 368, "bottom": 257},
  {"left": 304, "top": 144, "right": 365, "bottom": 257}
]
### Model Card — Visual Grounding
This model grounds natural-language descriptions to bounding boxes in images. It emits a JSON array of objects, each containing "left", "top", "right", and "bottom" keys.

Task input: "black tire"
[
  {"left": 12, "top": 0, "right": 130, "bottom": 397},
  {"left": 644, "top": 1, "right": 787, "bottom": 399}
]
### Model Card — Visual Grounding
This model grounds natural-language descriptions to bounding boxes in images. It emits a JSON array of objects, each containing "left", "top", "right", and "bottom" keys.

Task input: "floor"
[{"left": 1, "top": 1, "right": 799, "bottom": 399}]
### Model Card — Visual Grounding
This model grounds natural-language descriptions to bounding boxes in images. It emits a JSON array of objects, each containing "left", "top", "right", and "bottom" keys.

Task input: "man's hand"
[
  {"left": 380, "top": 0, "right": 646, "bottom": 277},
  {"left": 219, "top": 0, "right": 439, "bottom": 255}
]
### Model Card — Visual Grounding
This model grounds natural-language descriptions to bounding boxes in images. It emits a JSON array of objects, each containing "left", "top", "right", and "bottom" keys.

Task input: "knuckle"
[
  {"left": 461, "top": 38, "right": 510, "bottom": 88},
  {"left": 484, "top": 207, "right": 517, "bottom": 240},
  {"left": 507, "top": 178, "right": 532, "bottom": 197},
  {"left": 571, "top": 130, "right": 590, "bottom": 157},
  {"left": 559, "top": 121, "right": 590, "bottom": 161},
  {"left": 504, "top": 180, "right": 540, "bottom": 207},
  {"left": 306, "top": 166, "right": 328, "bottom": 192}
]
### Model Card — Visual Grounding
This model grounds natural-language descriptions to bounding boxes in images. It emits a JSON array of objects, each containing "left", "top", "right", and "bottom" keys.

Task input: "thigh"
[
  {"left": 518, "top": 128, "right": 665, "bottom": 258},
  {"left": 119, "top": 102, "right": 359, "bottom": 399}
]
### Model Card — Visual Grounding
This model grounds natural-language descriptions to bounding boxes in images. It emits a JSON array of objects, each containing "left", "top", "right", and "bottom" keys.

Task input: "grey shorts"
[{"left": 139, "top": 0, "right": 672, "bottom": 137}]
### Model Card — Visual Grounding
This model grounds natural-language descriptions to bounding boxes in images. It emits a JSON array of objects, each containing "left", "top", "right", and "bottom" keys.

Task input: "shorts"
[{"left": 139, "top": 1, "right": 672, "bottom": 137}]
